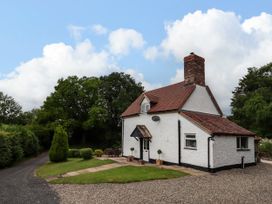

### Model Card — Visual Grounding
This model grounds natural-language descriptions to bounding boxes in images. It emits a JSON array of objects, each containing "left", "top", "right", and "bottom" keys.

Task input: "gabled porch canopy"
[{"left": 130, "top": 125, "right": 152, "bottom": 139}]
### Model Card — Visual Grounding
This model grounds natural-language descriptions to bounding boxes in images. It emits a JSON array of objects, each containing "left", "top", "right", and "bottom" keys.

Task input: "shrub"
[
  {"left": 9, "top": 134, "right": 24, "bottom": 162},
  {"left": 0, "top": 132, "right": 12, "bottom": 168},
  {"left": 259, "top": 139, "right": 272, "bottom": 158},
  {"left": 29, "top": 124, "right": 53, "bottom": 150},
  {"left": 104, "top": 148, "right": 121, "bottom": 157},
  {"left": 20, "top": 128, "right": 39, "bottom": 157},
  {"left": 94, "top": 149, "right": 103, "bottom": 157},
  {"left": 80, "top": 148, "right": 93, "bottom": 160},
  {"left": 68, "top": 149, "right": 81, "bottom": 158},
  {"left": 49, "top": 125, "right": 69, "bottom": 162}
]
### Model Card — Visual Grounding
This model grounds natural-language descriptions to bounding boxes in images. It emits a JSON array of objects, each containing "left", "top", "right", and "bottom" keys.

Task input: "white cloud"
[
  {"left": 108, "top": 28, "right": 145, "bottom": 55},
  {"left": 0, "top": 40, "right": 117, "bottom": 110},
  {"left": 91, "top": 24, "right": 108, "bottom": 35},
  {"left": 151, "top": 9, "right": 272, "bottom": 114},
  {"left": 144, "top": 46, "right": 159, "bottom": 61},
  {"left": 67, "top": 25, "right": 85, "bottom": 41},
  {"left": 124, "top": 69, "right": 161, "bottom": 91}
]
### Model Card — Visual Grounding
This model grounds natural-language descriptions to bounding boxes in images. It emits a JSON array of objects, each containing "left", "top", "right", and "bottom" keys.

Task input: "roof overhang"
[{"left": 130, "top": 125, "right": 152, "bottom": 139}]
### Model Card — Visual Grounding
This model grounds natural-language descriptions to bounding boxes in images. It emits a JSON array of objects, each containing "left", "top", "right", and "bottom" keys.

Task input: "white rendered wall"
[
  {"left": 123, "top": 112, "right": 180, "bottom": 164},
  {"left": 212, "top": 136, "right": 255, "bottom": 168},
  {"left": 179, "top": 114, "right": 211, "bottom": 168},
  {"left": 182, "top": 85, "right": 220, "bottom": 115}
]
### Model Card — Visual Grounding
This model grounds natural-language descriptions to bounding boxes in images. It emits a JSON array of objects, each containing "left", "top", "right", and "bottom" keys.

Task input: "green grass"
[
  {"left": 36, "top": 158, "right": 115, "bottom": 178},
  {"left": 50, "top": 165, "right": 188, "bottom": 184}
]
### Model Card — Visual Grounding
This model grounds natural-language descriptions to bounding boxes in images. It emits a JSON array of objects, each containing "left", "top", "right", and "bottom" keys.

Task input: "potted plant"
[
  {"left": 127, "top": 147, "right": 135, "bottom": 162},
  {"left": 156, "top": 149, "right": 163, "bottom": 165}
]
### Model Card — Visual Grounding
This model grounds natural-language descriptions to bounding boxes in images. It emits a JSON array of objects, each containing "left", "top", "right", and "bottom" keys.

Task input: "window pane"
[
  {"left": 186, "top": 139, "right": 196, "bottom": 148},
  {"left": 186, "top": 135, "right": 195, "bottom": 139},
  {"left": 236, "top": 137, "right": 240, "bottom": 148},
  {"left": 241, "top": 137, "right": 248, "bottom": 149}
]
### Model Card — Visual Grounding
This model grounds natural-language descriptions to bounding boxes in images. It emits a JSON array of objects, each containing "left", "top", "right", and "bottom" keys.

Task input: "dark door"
[{"left": 139, "top": 138, "right": 143, "bottom": 160}]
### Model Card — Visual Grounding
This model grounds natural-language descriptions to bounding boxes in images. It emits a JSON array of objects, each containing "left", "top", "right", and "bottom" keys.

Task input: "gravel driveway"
[
  {"left": 52, "top": 163, "right": 272, "bottom": 204},
  {"left": 0, "top": 152, "right": 59, "bottom": 204}
]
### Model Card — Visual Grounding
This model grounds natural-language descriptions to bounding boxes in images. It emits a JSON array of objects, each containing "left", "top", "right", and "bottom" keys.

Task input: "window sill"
[
  {"left": 184, "top": 147, "right": 197, "bottom": 150},
  {"left": 237, "top": 149, "right": 250, "bottom": 151}
]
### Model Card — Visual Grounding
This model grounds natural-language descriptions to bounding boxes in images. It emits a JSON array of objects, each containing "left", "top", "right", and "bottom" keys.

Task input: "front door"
[{"left": 143, "top": 139, "right": 149, "bottom": 162}]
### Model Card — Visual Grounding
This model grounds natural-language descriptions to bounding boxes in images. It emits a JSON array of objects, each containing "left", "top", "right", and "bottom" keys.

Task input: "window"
[
  {"left": 185, "top": 134, "right": 197, "bottom": 149},
  {"left": 237, "top": 137, "right": 249, "bottom": 150},
  {"left": 141, "top": 103, "right": 150, "bottom": 113},
  {"left": 143, "top": 139, "right": 149, "bottom": 150}
]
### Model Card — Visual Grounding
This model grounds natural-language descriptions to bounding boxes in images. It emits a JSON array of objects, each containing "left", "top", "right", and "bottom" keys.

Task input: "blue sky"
[{"left": 0, "top": 1, "right": 272, "bottom": 113}]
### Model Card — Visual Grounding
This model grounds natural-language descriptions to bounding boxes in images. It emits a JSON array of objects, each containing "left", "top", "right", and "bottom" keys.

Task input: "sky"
[{"left": 0, "top": 0, "right": 272, "bottom": 114}]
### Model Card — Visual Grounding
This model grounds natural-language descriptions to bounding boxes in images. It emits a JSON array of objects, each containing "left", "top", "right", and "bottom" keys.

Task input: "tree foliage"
[
  {"left": 35, "top": 72, "right": 143, "bottom": 147},
  {"left": 230, "top": 63, "right": 272, "bottom": 138},
  {"left": 0, "top": 92, "right": 23, "bottom": 124}
]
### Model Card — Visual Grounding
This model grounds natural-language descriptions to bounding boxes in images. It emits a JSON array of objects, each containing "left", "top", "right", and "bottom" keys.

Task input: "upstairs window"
[
  {"left": 141, "top": 103, "right": 150, "bottom": 113},
  {"left": 185, "top": 134, "right": 197, "bottom": 149},
  {"left": 237, "top": 137, "right": 249, "bottom": 150}
]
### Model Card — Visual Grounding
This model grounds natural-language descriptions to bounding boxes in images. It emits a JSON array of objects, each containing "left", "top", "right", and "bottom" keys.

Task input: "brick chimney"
[{"left": 184, "top": 52, "right": 205, "bottom": 86}]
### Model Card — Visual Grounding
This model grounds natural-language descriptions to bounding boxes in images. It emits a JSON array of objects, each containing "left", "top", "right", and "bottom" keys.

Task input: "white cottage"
[{"left": 121, "top": 53, "right": 256, "bottom": 172}]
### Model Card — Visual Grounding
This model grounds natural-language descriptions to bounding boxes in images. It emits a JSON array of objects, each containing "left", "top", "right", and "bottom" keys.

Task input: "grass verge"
[
  {"left": 36, "top": 158, "right": 115, "bottom": 178},
  {"left": 50, "top": 165, "right": 188, "bottom": 184}
]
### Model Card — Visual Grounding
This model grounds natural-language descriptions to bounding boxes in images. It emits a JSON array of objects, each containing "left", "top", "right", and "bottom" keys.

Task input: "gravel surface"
[
  {"left": 0, "top": 153, "right": 59, "bottom": 204},
  {"left": 52, "top": 163, "right": 272, "bottom": 204}
]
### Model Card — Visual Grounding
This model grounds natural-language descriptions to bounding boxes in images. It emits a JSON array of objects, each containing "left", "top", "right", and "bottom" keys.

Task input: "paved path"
[
  {"left": 0, "top": 153, "right": 59, "bottom": 204},
  {"left": 261, "top": 159, "right": 272, "bottom": 165}
]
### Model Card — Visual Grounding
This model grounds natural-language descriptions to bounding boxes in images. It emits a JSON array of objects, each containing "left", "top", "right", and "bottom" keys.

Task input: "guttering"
[{"left": 207, "top": 136, "right": 214, "bottom": 171}]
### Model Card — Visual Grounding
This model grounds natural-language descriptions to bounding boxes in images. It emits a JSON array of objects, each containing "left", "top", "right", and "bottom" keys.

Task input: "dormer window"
[{"left": 141, "top": 103, "right": 150, "bottom": 113}]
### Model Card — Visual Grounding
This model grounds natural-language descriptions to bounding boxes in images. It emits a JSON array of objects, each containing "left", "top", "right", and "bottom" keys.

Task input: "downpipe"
[{"left": 208, "top": 136, "right": 215, "bottom": 172}]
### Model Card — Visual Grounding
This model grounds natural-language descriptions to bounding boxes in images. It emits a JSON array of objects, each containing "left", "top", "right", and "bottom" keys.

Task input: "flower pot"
[
  {"left": 156, "top": 159, "right": 163, "bottom": 165},
  {"left": 139, "top": 160, "right": 145, "bottom": 165},
  {"left": 127, "top": 156, "right": 134, "bottom": 162}
]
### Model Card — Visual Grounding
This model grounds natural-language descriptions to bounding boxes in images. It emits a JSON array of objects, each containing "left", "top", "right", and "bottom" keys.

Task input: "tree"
[
  {"left": 0, "top": 92, "right": 23, "bottom": 124},
  {"left": 230, "top": 63, "right": 272, "bottom": 138},
  {"left": 49, "top": 125, "right": 69, "bottom": 162}
]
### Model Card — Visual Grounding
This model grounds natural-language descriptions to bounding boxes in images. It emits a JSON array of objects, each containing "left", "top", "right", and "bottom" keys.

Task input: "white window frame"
[
  {"left": 184, "top": 134, "right": 197, "bottom": 150},
  {"left": 236, "top": 136, "right": 249, "bottom": 151}
]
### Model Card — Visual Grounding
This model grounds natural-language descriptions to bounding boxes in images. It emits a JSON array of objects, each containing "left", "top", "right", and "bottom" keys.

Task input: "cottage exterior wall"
[
  {"left": 178, "top": 114, "right": 211, "bottom": 168},
  {"left": 123, "top": 113, "right": 180, "bottom": 163},
  {"left": 182, "top": 85, "right": 220, "bottom": 115},
  {"left": 212, "top": 136, "right": 255, "bottom": 168}
]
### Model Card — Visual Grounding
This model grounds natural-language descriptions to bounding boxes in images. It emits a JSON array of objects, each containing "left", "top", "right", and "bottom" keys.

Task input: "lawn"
[
  {"left": 36, "top": 158, "right": 115, "bottom": 178},
  {"left": 50, "top": 165, "right": 188, "bottom": 184}
]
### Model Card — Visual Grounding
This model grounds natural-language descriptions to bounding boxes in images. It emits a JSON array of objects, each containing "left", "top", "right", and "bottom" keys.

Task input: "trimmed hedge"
[
  {"left": 94, "top": 149, "right": 103, "bottom": 157},
  {"left": 80, "top": 148, "right": 93, "bottom": 160},
  {"left": 259, "top": 139, "right": 272, "bottom": 158},
  {"left": 49, "top": 125, "right": 69, "bottom": 162},
  {"left": 68, "top": 149, "right": 81, "bottom": 158},
  {"left": 0, "top": 125, "right": 39, "bottom": 168}
]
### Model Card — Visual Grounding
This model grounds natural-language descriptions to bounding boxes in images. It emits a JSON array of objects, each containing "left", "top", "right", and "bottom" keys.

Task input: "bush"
[
  {"left": 29, "top": 124, "right": 53, "bottom": 150},
  {"left": 259, "top": 139, "right": 272, "bottom": 158},
  {"left": 80, "top": 148, "right": 93, "bottom": 160},
  {"left": 0, "top": 132, "right": 12, "bottom": 168},
  {"left": 9, "top": 134, "right": 24, "bottom": 162},
  {"left": 20, "top": 128, "right": 39, "bottom": 157},
  {"left": 68, "top": 149, "right": 81, "bottom": 158},
  {"left": 94, "top": 149, "right": 103, "bottom": 157},
  {"left": 49, "top": 125, "right": 69, "bottom": 162},
  {"left": 104, "top": 148, "right": 121, "bottom": 157}
]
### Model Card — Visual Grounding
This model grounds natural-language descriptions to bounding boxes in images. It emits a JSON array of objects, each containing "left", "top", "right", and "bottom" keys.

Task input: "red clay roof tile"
[
  {"left": 181, "top": 111, "right": 255, "bottom": 136},
  {"left": 121, "top": 82, "right": 195, "bottom": 117}
]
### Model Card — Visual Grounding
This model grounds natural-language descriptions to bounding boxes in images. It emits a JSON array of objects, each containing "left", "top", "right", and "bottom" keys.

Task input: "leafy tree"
[
  {"left": 49, "top": 125, "right": 69, "bottom": 162},
  {"left": 0, "top": 92, "right": 23, "bottom": 124},
  {"left": 230, "top": 63, "right": 272, "bottom": 138}
]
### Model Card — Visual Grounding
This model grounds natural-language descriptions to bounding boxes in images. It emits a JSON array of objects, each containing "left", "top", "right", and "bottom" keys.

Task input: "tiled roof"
[
  {"left": 121, "top": 82, "right": 196, "bottom": 117},
  {"left": 181, "top": 111, "right": 255, "bottom": 136},
  {"left": 130, "top": 125, "right": 152, "bottom": 139}
]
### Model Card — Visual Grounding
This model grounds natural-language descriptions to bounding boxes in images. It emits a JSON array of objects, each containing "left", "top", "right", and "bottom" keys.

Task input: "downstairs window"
[
  {"left": 185, "top": 134, "right": 197, "bottom": 149},
  {"left": 236, "top": 137, "right": 249, "bottom": 150}
]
